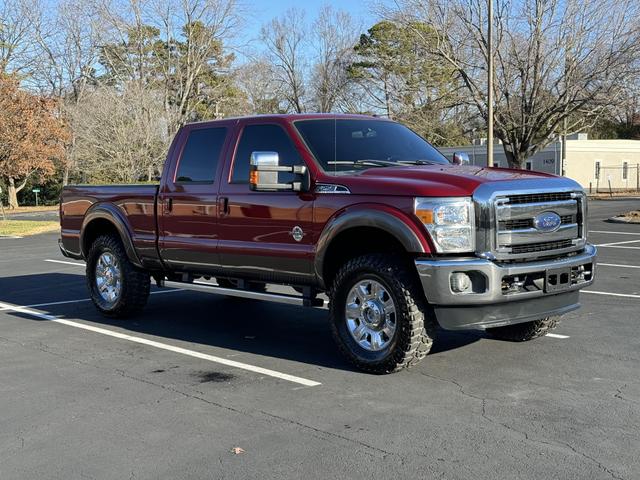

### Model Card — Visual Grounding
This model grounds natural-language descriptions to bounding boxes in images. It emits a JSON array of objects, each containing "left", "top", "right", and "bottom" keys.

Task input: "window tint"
[
  {"left": 232, "top": 124, "right": 302, "bottom": 183},
  {"left": 175, "top": 127, "right": 227, "bottom": 182},
  {"left": 294, "top": 119, "right": 448, "bottom": 174}
]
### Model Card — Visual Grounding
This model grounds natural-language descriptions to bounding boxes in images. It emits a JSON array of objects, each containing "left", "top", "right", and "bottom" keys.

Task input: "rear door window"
[
  {"left": 231, "top": 124, "right": 302, "bottom": 183},
  {"left": 175, "top": 127, "right": 228, "bottom": 183}
]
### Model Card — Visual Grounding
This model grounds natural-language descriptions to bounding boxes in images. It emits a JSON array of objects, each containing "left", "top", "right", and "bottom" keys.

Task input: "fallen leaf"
[{"left": 232, "top": 447, "right": 245, "bottom": 455}]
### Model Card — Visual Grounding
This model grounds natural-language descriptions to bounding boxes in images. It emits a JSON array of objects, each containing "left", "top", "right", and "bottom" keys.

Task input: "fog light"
[{"left": 450, "top": 272, "right": 472, "bottom": 293}]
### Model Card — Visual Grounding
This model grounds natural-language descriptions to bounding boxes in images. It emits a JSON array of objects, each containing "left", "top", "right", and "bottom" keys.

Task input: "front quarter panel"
[{"left": 313, "top": 197, "right": 433, "bottom": 285}]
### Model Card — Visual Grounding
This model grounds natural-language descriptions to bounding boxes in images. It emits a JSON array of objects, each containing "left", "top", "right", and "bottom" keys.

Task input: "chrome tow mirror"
[
  {"left": 452, "top": 152, "right": 470, "bottom": 165},
  {"left": 249, "top": 151, "right": 309, "bottom": 192}
]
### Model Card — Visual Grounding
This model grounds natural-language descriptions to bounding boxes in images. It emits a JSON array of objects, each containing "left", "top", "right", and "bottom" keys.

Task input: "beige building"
[{"left": 439, "top": 135, "right": 640, "bottom": 192}]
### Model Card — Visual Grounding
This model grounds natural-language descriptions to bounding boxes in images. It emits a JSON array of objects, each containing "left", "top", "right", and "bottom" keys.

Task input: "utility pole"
[{"left": 487, "top": 0, "right": 494, "bottom": 168}]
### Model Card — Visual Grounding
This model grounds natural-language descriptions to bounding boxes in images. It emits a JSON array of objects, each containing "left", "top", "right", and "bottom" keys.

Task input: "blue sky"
[
  {"left": 246, "top": 0, "right": 381, "bottom": 24},
  {"left": 236, "top": 0, "right": 388, "bottom": 52}
]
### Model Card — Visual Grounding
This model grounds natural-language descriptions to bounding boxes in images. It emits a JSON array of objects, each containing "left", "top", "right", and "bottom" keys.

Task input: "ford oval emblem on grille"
[{"left": 533, "top": 211, "right": 562, "bottom": 232}]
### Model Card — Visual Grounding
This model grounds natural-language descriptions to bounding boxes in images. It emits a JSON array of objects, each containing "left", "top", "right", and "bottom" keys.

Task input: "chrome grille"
[
  {"left": 501, "top": 215, "right": 574, "bottom": 231},
  {"left": 506, "top": 192, "right": 573, "bottom": 204},
  {"left": 493, "top": 191, "right": 586, "bottom": 260},
  {"left": 511, "top": 239, "right": 573, "bottom": 255}
]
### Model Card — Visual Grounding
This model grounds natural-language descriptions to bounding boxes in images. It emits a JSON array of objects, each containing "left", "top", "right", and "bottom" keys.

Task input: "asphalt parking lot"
[{"left": 1, "top": 199, "right": 639, "bottom": 480}]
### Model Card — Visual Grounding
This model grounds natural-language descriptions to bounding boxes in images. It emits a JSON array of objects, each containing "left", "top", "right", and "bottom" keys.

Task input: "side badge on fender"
[{"left": 291, "top": 226, "right": 305, "bottom": 242}]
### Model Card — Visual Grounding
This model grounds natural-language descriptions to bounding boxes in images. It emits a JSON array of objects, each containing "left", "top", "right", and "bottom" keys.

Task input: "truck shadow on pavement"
[{"left": 1, "top": 273, "right": 482, "bottom": 373}]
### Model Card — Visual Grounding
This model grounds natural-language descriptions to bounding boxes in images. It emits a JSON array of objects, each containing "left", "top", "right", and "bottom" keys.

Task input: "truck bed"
[{"left": 59, "top": 184, "right": 159, "bottom": 262}]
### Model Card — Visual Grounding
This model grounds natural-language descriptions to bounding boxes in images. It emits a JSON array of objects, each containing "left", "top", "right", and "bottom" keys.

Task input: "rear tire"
[
  {"left": 86, "top": 234, "right": 150, "bottom": 318},
  {"left": 486, "top": 317, "right": 559, "bottom": 341},
  {"left": 329, "top": 254, "right": 435, "bottom": 374}
]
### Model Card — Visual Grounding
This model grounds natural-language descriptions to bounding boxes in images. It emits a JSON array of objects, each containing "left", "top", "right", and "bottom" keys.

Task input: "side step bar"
[{"left": 161, "top": 280, "right": 327, "bottom": 308}]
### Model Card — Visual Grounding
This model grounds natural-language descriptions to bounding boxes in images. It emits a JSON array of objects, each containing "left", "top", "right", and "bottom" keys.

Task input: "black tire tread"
[
  {"left": 86, "top": 234, "right": 150, "bottom": 318},
  {"left": 486, "top": 317, "right": 559, "bottom": 342},
  {"left": 329, "top": 254, "right": 435, "bottom": 374}
]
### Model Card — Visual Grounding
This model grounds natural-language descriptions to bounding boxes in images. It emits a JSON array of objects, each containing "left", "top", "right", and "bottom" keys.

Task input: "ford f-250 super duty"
[{"left": 59, "top": 114, "right": 596, "bottom": 373}]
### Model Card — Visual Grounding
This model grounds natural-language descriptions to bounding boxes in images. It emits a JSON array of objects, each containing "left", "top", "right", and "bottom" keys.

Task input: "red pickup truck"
[{"left": 60, "top": 114, "right": 596, "bottom": 373}]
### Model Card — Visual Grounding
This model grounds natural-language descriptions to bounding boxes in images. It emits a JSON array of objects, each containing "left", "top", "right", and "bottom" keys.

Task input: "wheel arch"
[
  {"left": 315, "top": 205, "right": 430, "bottom": 289},
  {"left": 80, "top": 204, "right": 143, "bottom": 268}
]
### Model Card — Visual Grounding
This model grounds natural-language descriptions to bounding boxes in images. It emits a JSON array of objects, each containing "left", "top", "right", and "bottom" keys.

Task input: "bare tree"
[
  {"left": 311, "top": 6, "right": 358, "bottom": 112},
  {"left": 260, "top": 8, "right": 307, "bottom": 113},
  {"left": 97, "top": 0, "right": 241, "bottom": 130},
  {"left": 235, "top": 58, "right": 283, "bottom": 114},
  {"left": 30, "top": 0, "right": 104, "bottom": 184},
  {"left": 69, "top": 83, "right": 167, "bottom": 184},
  {"left": 0, "top": 0, "right": 41, "bottom": 74},
  {"left": 395, "top": 0, "right": 640, "bottom": 167}
]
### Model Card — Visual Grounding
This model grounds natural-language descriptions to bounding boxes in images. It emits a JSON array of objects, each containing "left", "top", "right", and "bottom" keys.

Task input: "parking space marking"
[
  {"left": 546, "top": 333, "right": 570, "bottom": 339},
  {"left": 594, "top": 245, "right": 640, "bottom": 250},
  {"left": 589, "top": 230, "right": 640, "bottom": 235},
  {"left": 0, "top": 289, "right": 184, "bottom": 312},
  {"left": 583, "top": 290, "right": 640, "bottom": 299},
  {"left": 45, "top": 258, "right": 85, "bottom": 267},
  {"left": 45, "top": 259, "right": 85, "bottom": 267},
  {"left": 599, "top": 263, "right": 640, "bottom": 269},
  {"left": 595, "top": 239, "right": 640, "bottom": 247},
  {"left": 0, "top": 300, "right": 321, "bottom": 387}
]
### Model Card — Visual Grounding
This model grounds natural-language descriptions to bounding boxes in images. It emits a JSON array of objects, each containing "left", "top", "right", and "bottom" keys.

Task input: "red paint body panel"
[{"left": 59, "top": 113, "right": 559, "bottom": 284}]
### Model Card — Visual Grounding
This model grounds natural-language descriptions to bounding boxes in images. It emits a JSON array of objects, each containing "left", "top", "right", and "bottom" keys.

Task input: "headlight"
[{"left": 414, "top": 197, "right": 475, "bottom": 253}]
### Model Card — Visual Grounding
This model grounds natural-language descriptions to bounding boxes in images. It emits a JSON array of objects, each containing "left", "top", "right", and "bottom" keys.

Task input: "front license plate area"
[{"left": 545, "top": 267, "right": 572, "bottom": 293}]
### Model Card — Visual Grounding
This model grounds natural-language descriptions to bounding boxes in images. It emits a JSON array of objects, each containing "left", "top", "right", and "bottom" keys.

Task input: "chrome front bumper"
[{"left": 415, "top": 244, "right": 597, "bottom": 330}]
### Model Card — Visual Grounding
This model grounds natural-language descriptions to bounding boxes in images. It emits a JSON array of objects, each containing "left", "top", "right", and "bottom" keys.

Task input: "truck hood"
[{"left": 332, "top": 164, "right": 573, "bottom": 197}]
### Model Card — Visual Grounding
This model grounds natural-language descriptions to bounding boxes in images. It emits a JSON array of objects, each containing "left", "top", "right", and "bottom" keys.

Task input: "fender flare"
[
  {"left": 80, "top": 203, "right": 143, "bottom": 268},
  {"left": 314, "top": 205, "right": 429, "bottom": 286}
]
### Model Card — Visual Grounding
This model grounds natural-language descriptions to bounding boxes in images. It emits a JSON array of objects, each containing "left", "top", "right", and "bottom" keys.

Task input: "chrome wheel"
[
  {"left": 95, "top": 252, "right": 122, "bottom": 303},
  {"left": 345, "top": 279, "right": 397, "bottom": 351}
]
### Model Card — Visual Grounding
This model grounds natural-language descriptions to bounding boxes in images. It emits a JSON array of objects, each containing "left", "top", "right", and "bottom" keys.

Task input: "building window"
[
  {"left": 623, "top": 162, "right": 628, "bottom": 180},
  {"left": 526, "top": 162, "right": 532, "bottom": 170},
  {"left": 595, "top": 161, "right": 601, "bottom": 179},
  {"left": 493, "top": 162, "right": 500, "bottom": 168}
]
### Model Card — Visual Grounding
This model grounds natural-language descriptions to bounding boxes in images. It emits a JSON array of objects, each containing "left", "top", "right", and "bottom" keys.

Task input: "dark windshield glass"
[{"left": 294, "top": 119, "right": 449, "bottom": 173}]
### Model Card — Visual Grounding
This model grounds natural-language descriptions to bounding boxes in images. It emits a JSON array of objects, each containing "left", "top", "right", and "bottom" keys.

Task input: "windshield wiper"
[
  {"left": 397, "top": 159, "right": 439, "bottom": 166},
  {"left": 327, "top": 159, "right": 398, "bottom": 168}
]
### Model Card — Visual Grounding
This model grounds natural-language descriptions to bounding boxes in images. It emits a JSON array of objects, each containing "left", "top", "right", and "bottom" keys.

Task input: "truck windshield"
[{"left": 294, "top": 119, "right": 450, "bottom": 174}]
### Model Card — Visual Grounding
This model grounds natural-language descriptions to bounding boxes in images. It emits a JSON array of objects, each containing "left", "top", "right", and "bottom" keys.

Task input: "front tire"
[
  {"left": 329, "top": 254, "right": 435, "bottom": 374},
  {"left": 486, "top": 317, "right": 559, "bottom": 341},
  {"left": 86, "top": 234, "right": 150, "bottom": 318}
]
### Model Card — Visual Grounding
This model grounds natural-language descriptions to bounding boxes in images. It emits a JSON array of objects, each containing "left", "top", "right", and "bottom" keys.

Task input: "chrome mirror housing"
[
  {"left": 249, "top": 151, "right": 309, "bottom": 192},
  {"left": 452, "top": 152, "right": 470, "bottom": 165}
]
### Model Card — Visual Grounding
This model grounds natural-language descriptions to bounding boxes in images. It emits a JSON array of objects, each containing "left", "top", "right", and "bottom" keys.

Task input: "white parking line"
[
  {"left": 0, "top": 300, "right": 321, "bottom": 387},
  {"left": 599, "top": 263, "right": 640, "bottom": 269},
  {"left": 594, "top": 245, "right": 640, "bottom": 250},
  {"left": 583, "top": 290, "right": 640, "bottom": 299},
  {"left": 595, "top": 239, "right": 640, "bottom": 247},
  {"left": 45, "top": 259, "right": 84, "bottom": 267},
  {"left": 546, "top": 333, "right": 570, "bottom": 339},
  {"left": 589, "top": 230, "right": 640, "bottom": 235},
  {"left": 0, "top": 289, "right": 184, "bottom": 312}
]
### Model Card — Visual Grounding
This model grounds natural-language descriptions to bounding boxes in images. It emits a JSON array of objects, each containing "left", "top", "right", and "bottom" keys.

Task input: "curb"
[{"left": 606, "top": 217, "right": 640, "bottom": 224}]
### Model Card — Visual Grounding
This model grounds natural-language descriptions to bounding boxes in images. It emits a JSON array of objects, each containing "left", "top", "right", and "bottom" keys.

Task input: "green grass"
[{"left": 0, "top": 220, "right": 60, "bottom": 237}]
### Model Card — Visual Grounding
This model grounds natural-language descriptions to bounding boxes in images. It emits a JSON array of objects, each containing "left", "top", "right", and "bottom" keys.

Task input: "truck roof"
[{"left": 184, "top": 113, "right": 384, "bottom": 127}]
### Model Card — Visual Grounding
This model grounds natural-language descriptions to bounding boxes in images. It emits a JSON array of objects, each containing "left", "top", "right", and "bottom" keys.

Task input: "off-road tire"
[
  {"left": 86, "top": 234, "right": 150, "bottom": 318},
  {"left": 329, "top": 254, "right": 435, "bottom": 374},
  {"left": 486, "top": 317, "right": 559, "bottom": 342}
]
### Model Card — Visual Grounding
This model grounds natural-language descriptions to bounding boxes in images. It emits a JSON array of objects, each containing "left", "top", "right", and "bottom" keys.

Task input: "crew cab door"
[
  {"left": 158, "top": 123, "right": 231, "bottom": 273},
  {"left": 217, "top": 120, "right": 315, "bottom": 284}
]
